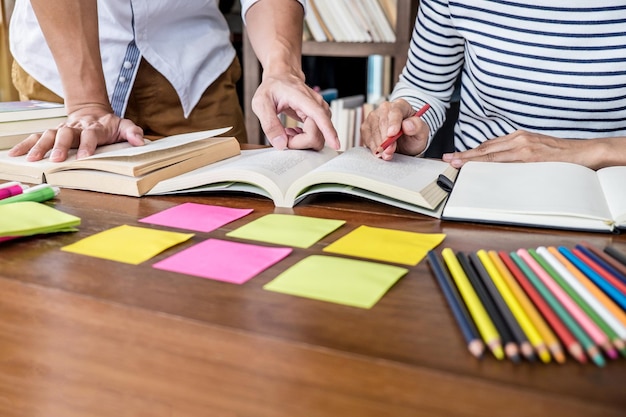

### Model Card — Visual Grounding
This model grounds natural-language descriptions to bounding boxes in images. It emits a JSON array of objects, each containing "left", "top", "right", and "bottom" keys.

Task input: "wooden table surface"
[{"left": 0, "top": 188, "right": 624, "bottom": 417}]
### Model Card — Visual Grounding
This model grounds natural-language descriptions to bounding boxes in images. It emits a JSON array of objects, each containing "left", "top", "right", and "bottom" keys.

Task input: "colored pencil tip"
[
  {"left": 591, "top": 353, "right": 606, "bottom": 368},
  {"left": 491, "top": 345, "right": 505, "bottom": 360},
  {"left": 520, "top": 343, "right": 535, "bottom": 362},
  {"left": 604, "top": 345, "right": 619, "bottom": 360},
  {"left": 570, "top": 345, "right": 587, "bottom": 364},
  {"left": 537, "top": 348, "right": 551, "bottom": 364},
  {"left": 469, "top": 341, "right": 485, "bottom": 359},
  {"left": 553, "top": 351, "right": 566, "bottom": 365},
  {"left": 505, "top": 344, "right": 520, "bottom": 364}
]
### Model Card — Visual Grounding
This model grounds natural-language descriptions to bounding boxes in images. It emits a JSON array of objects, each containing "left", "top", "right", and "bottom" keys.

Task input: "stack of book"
[
  {"left": 304, "top": 0, "right": 397, "bottom": 43},
  {"left": 428, "top": 243, "right": 626, "bottom": 367},
  {"left": 0, "top": 100, "right": 68, "bottom": 150}
]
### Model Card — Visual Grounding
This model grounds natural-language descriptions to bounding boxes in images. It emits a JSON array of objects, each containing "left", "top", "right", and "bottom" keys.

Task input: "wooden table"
[{"left": 0, "top": 188, "right": 624, "bottom": 417}]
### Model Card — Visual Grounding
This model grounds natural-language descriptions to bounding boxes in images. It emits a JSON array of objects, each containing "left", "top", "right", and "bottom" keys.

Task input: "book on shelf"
[
  {"left": 305, "top": 0, "right": 396, "bottom": 43},
  {"left": 0, "top": 100, "right": 66, "bottom": 123},
  {"left": 441, "top": 161, "right": 626, "bottom": 233},
  {"left": 148, "top": 146, "right": 458, "bottom": 218},
  {"left": 0, "top": 127, "right": 241, "bottom": 197},
  {"left": 330, "top": 94, "right": 365, "bottom": 151},
  {"left": 1, "top": 116, "right": 68, "bottom": 150}
]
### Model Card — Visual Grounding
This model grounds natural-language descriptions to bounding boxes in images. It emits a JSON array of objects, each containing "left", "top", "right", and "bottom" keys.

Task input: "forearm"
[
  {"left": 244, "top": 0, "right": 305, "bottom": 81},
  {"left": 581, "top": 137, "right": 626, "bottom": 169},
  {"left": 30, "top": 0, "right": 110, "bottom": 113}
]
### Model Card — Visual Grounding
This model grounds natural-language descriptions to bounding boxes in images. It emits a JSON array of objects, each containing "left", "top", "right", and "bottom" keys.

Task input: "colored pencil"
[
  {"left": 480, "top": 250, "right": 550, "bottom": 363},
  {"left": 548, "top": 247, "right": 626, "bottom": 346},
  {"left": 468, "top": 252, "right": 534, "bottom": 361},
  {"left": 375, "top": 103, "right": 431, "bottom": 154},
  {"left": 559, "top": 246, "right": 626, "bottom": 311},
  {"left": 441, "top": 248, "right": 504, "bottom": 360},
  {"left": 427, "top": 251, "right": 485, "bottom": 359},
  {"left": 493, "top": 251, "right": 564, "bottom": 363},
  {"left": 572, "top": 248, "right": 626, "bottom": 296},
  {"left": 500, "top": 251, "right": 572, "bottom": 364},
  {"left": 604, "top": 245, "right": 626, "bottom": 268},
  {"left": 537, "top": 247, "right": 626, "bottom": 356},
  {"left": 515, "top": 249, "right": 605, "bottom": 367},
  {"left": 527, "top": 249, "right": 618, "bottom": 360},
  {"left": 456, "top": 252, "right": 519, "bottom": 362},
  {"left": 578, "top": 242, "right": 626, "bottom": 285}
]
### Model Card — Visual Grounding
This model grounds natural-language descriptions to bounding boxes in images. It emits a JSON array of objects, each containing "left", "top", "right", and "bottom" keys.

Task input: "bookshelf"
[{"left": 242, "top": 0, "right": 419, "bottom": 144}]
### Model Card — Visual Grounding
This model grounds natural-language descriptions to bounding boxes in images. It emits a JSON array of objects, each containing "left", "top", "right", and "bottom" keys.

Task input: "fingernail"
[
  {"left": 50, "top": 149, "right": 63, "bottom": 160},
  {"left": 271, "top": 135, "right": 288, "bottom": 150}
]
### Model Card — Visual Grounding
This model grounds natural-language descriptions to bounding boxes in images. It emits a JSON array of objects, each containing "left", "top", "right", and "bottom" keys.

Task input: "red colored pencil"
[
  {"left": 499, "top": 251, "right": 573, "bottom": 364},
  {"left": 376, "top": 103, "right": 431, "bottom": 154}
]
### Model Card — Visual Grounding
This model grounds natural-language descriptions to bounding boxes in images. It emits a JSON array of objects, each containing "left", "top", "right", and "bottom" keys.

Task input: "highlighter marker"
[
  {"left": 0, "top": 182, "right": 28, "bottom": 201},
  {"left": 0, "top": 184, "right": 60, "bottom": 205}
]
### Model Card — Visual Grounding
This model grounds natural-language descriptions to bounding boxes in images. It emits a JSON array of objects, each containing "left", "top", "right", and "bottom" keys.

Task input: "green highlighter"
[{"left": 0, "top": 184, "right": 60, "bottom": 205}]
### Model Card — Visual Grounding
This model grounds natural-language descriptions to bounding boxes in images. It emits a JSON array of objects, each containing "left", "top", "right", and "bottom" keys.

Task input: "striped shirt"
[{"left": 391, "top": 0, "right": 626, "bottom": 153}]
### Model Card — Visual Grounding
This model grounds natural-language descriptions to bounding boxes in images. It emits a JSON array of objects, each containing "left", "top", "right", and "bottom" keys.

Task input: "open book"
[
  {"left": 0, "top": 128, "right": 240, "bottom": 197},
  {"left": 149, "top": 146, "right": 459, "bottom": 217},
  {"left": 441, "top": 161, "right": 626, "bottom": 233}
]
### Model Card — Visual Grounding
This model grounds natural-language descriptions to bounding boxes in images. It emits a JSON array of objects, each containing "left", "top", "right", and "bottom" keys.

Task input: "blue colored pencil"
[
  {"left": 427, "top": 251, "right": 485, "bottom": 359},
  {"left": 558, "top": 246, "right": 626, "bottom": 311},
  {"left": 577, "top": 244, "right": 626, "bottom": 286}
]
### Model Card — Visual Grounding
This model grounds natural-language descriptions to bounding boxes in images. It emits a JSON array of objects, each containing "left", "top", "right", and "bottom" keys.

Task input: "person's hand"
[
  {"left": 442, "top": 130, "right": 596, "bottom": 168},
  {"left": 360, "top": 99, "right": 430, "bottom": 161},
  {"left": 8, "top": 105, "right": 145, "bottom": 162},
  {"left": 251, "top": 71, "right": 339, "bottom": 151}
]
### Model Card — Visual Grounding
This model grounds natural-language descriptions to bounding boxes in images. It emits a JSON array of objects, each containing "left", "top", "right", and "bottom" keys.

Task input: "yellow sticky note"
[
  {"left": 61, "top": 225, "right": 193, "bottom": 264},
  {"left": 263, "top": 255, "right": 408, "bottom": 309},
  {"left": 226, "top": 213, "right": 345, "bottom": 248},
  {"left": 323, "top": 225, "right": 445, "bottom": 265}
]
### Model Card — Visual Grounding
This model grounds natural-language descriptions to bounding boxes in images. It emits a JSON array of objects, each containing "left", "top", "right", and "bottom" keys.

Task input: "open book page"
[
  {"left": 148, "top": 147, "right": 339, "bottom": 204},
  {"left": 597, "top": 166, "right": 626, "bottom": 226},
  {"left": 45, "top": 127, "right": 234, "bottom": 177},
  {"left": 443, "top": 161, "right": 615, "bottom": 231},
  {"left": 285, "top": 146, "right": 456, "bottom": 210}
]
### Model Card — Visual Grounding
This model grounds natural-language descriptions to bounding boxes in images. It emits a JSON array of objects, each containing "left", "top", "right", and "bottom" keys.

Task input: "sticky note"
[
  {"left": 323, "top": 225, "right": 446, "bottom": 265},
  {"left": 139, "top": 202, "right": 253, "bottom": 232},
  {"left": 0, "top": 201, "right": 80, "bottom": 237},
  {"left": 153, "top": 238, "right": 292, "bottom": 284},
  {"left": 226, "top": 213, "right": 345, "bottom": 248},
  {"left": 61, "top": 225, "right": 193, "bottom": 264},
  {"left": 263, "top": 255, "right": 408, "bottom": 309}
]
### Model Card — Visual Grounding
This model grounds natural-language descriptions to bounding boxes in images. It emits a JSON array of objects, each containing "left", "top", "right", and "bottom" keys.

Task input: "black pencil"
[
  {"left": 427, "top": 251, "right": 485, "bottom": 359},
  {"left": 604, "top": 245, "right": 626, "bottom": 269},
  {"left": 457, "top": 251, "right": 520, "bottom": 363},
  {"left": 469, "top": 252, "right": 536, "bottom": 362}
]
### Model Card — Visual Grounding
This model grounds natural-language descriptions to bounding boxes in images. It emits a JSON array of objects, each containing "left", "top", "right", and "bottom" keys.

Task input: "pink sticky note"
[
  {"left": 152, "top": 238, "right": 292, "bottom": 284},
  {"left": 139, "top": 203, "right": 253, "bottom": 232}
]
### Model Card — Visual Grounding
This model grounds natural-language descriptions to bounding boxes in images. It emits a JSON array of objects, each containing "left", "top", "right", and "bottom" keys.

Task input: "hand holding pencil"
[{"left": 361, "top": 99, "right": 431, "bottom": 161}]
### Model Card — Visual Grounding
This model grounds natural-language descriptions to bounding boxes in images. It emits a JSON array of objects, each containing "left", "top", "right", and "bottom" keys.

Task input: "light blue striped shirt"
[{"left": 391, "top": 0, "right": 626, "bottom": 152}]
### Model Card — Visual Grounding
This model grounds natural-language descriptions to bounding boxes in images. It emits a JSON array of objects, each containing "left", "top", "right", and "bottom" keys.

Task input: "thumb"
[
  {"left": 120, "top": 123, "right": 145, "bottom": 146},
  {"left": 261, "top": 115, "right": 289, "bottom": 150}
]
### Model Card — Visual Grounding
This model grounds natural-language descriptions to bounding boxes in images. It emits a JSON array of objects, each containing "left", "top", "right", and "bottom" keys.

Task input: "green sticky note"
[
  {"left": 323, "top": 225, "right": 446, "bottom": 265},
  {"left": 226, "top": 213, "right": 345, "bottom": 248},
  {"left": 62, "top": 225, "right": 194, "bottom": 265},
  {"left": 0, "top": 201, "right": 80, "bottom": 237},
  {"left": 263, "top": 255, "right": 408, "bottom": 309}
]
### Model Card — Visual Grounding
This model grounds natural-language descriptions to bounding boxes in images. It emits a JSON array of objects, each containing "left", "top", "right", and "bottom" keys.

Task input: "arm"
[
  {"left": 360, "top": 0, "right": 464, "bottom": 159},
  {"left": 8, "top": 0, "right": 144, "bottom": 162},
  {"left": 442, "top": 131, "right": 626, "bottom": 169},
  {"left": 244, "top": 0, "right": 339, "bottom": 150}
]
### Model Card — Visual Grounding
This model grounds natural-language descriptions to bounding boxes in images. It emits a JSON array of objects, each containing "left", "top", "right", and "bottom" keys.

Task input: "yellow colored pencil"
[
  {"left": 490, "top": 251, "right": 563, "bottom": 363},
  {"left": 441, "top": 248, "right": 504, "bottom": 360},
  {"left": 477, "top": 250, "right": 550, "bottom": 363}
]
